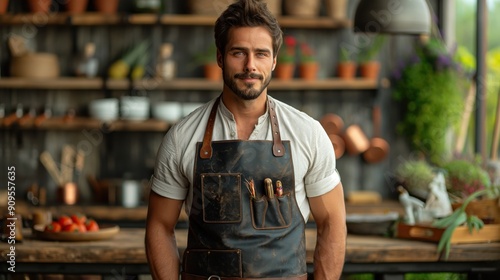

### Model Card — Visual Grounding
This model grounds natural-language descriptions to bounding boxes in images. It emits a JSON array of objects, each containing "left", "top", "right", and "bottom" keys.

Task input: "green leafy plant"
[
  {"left": 194, "top": 43, "right": 217, "bottom": 65},
  {"left": 277, "top": 35, "right": 297, "bottom": 64},
  {"left": 432, "top": 188, "right": 491, "bottom": 259},
  {"left": 394, "top": 159, "right": 436, "bottom": 200},
  {"left": 339, "top": 46, "right": 355, "bottom": 62},
  {"left": 442, "top": 158, "right": 491, "bottom": 200},
  {"left": 358, "top": 35, "right": 386, "bottom": 63},
  {"left": 299, "top": 41, "right": 316, "bottom": 63},
  {"left": 392, "top": 36, "right": 466, "bottom": 165}
]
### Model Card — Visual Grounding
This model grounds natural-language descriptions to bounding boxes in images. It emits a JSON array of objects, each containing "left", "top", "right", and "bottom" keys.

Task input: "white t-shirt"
[{"left": 150, "top": 96, "right": 341, "bottom": 221}]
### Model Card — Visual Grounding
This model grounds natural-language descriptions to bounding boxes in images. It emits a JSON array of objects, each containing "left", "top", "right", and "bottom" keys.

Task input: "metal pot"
[
  {"left": 363, "top": 106, "right": 389, "bottom": 163},
  {"left": 342, "top": 124, "right": 370, "bottom": 155}
]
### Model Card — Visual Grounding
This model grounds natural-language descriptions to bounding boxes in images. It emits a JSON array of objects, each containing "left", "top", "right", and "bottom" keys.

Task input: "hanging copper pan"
[
  {"left": 363, "top": 105, "right": 389, "bottom": 163},
  {"left": 343, "top": 124, "right": 370, "bottom": 155},
  {"left": 328, "top": 134, "right": 345, "bottom": 159},
  {"left": 320, "top": 113, "right": 344, "bottom": 135}
]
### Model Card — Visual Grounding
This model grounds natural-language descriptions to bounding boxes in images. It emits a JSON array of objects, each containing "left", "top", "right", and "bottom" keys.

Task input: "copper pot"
[
  {"left": 328, "top": 134, "right": 345, "bottom": 159},
  {"left": 363, "top": 106, "right": 389, "bottom": 163},
  {"left": 342, "top": 124, "right": 370, "bottom": 155},
  {"left": 320, "top": 113, "right": 344, "bottom": 135}
]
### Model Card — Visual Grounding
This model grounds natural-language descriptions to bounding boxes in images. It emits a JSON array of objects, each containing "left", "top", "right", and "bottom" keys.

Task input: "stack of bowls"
[
  {"left": 89, "top": 98, "right": 119, "bottom": 121},
  {"left": 120, "top": 96, "right": 150, "bottom": 121}
]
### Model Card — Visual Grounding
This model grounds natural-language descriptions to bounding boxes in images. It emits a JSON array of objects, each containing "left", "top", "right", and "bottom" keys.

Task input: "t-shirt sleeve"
[
  {"left": 150, "top": 127, "right": 189, "bottom": 200},
  {"left": 304, "top": 121, "right": 341, "bottom": 197}
]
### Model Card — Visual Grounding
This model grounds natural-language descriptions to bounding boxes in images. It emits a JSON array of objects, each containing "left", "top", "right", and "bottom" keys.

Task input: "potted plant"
[
  {"left": 27, "top": 0, "right": 51, "bottom": 13},
  {"left": 394, "top": 159, "right": 436, "bottom": 201},
  {"left": 274, "top": 35, "right": 296, "bottom": 80},
  {"left": 195, "top": 44, "right": 221, "bottom": 81},
  {"left": 358, "top": 35, "right": 386, "bottom": 80},
  {"left": 392, "top": 35, "right": 465, "bottom": 166},
  {"left": 66, "top": 0, "right": 89, "bottom": 14},
  {"left": 298, "top": 41, "right": 318, "bottom": 80},
  {"left": 337, "top": 46, "right": 357, "bottom": 80},
  {"left": 94, "top": 0, "right": 120, "bottom": 14}
]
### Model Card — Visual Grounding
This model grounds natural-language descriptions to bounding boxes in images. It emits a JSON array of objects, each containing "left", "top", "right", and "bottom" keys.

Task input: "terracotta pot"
[
  {"left": 274, "top": 63, "right": 295, "bottom": 80},
  {"left": 28, "top": 0, "right": 52, "bottom": 13},
  {"left": 66, "top": 0, "right": 88, "bottom": 14},
  {"left": 325, "top": 0, "right": 347, "bottom": 20},
  {"left": 203, "top": 62, "right": 222, "bottom": 81},
  {"left": 94, "top": 0, "right": 119, "bottom": 14},
  {"left": 0, "top": 0, "right": 9, "bottom": 15},
  {"left": 337, "top": 61, "right": 356, "bottom": 80},
  {"left": 360, "top": 61, "right": 381, "bottom": 80},
  {"left": 299, "top": 62, "right": 319, "bottom": 80}
]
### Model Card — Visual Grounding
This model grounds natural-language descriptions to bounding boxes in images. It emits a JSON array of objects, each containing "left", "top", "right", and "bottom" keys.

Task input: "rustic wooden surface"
[{"left": 1, "top": 228, "right": 499, "bottom": 265}]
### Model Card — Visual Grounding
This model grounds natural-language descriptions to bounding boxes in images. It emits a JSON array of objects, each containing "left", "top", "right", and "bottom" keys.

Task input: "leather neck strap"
[{"left": 200, "top": 96, "right": 285, "bottom": 159}]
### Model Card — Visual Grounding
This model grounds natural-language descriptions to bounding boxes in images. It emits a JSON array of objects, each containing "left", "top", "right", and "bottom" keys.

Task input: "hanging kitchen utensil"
[
  {"left": 342, "top": 123, "right": 370, "bottom": 155},
  {"left": 363, "top": 105, "right": 389, "bottom": 163},
  {"left": 320, "top": 113, "right": 344, "bottom": 135},
  {"left": 39, "top": 151, "right": 64, "bottom": 186},
  {"left": 328, "top": 134, "right": 345, "bottom": 159},
  {"left": 61, "top": 145, "right": 76, "bottom": 183}
]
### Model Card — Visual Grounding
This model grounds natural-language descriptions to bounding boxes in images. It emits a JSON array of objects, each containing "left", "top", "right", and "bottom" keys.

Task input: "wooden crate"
[{"left": 396, "top": 223, "right": 500, "bottom": 244}]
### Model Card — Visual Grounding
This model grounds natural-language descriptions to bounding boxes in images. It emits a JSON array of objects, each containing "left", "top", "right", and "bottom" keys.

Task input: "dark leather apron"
[{"left": 182, "top": 97, "right": 307, "bottom": 279}]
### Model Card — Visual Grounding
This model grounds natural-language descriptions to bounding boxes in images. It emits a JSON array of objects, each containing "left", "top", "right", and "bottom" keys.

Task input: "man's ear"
[
  {"left": 217, "top": 49, "right": 223, "bottom": 67},
  {"left": 272, "top": 57, "right": 277, "bottom": 71}
]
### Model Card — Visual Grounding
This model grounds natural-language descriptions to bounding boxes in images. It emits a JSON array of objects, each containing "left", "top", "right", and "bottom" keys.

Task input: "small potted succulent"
[
  {"left": 337, "top": 46, "right": 357, "bottom": 80},
  {"left": 358, "top": 35, "right": 386, "bottom": 80}
]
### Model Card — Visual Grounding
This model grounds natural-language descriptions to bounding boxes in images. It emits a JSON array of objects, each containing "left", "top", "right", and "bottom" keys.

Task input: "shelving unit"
[
  {"left": 0, "top": 13, "right": 351, "bottom": 28},
  {"left": 0, "top": 77, "right": 378, "bottom": 91}
]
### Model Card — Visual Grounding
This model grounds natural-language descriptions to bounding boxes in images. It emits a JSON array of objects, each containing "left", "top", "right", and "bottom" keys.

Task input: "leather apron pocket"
[
  {"left": 251, "top": 192, "right": 292, "bottom": 229},
  {"left": 201, "top": 173, "right": 242, "bottom": 223},
  {"left": 183, "top": 249, "right": 242, "bottom": 277}
]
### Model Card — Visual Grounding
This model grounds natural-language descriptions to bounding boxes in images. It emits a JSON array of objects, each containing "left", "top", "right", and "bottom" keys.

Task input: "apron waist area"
[{"left": 181, "top": 272, "right": 308, "bottom": 280}]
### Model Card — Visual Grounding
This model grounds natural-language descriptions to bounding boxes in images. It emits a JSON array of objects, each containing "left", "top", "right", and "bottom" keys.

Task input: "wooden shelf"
[
  {"left": 0, "top": 77, "right": 378, "bottom": 91},
  {"left": 0, "top": 13, "right": 351, "bottom": 28},
  {"left": 0, "top": 117, "right": 171, "bottom": 132}
]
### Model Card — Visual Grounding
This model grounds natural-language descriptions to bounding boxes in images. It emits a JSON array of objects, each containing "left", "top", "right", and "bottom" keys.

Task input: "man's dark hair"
[{"left": 214, "top": 0, "right": 283, "bottom": 59}]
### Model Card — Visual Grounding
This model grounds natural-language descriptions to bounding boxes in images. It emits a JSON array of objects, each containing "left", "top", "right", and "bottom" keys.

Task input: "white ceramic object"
[
  {"left": 89, "top": 98, "right": 119, "bottom": 121},
  {"left": 120, "top": 96, "right": 150, "bottom": 121},
  {"left": 152, "top": 102, "right": 182, "bottom": 122},
  {"left": 182, "top": 102, "right": 204, "bottom": 117}
]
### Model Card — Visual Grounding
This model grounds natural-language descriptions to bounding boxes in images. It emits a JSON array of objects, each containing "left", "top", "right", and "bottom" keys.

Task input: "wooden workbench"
[{"left": 1, "top": 228, "right": 499, "bottom": 278}]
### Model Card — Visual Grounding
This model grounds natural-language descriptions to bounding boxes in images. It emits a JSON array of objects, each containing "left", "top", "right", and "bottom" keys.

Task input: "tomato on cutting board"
[
  {"left": 44, "top": 221, "right": 62, "bottom": 233},
  {"left": 71, "top": 213, "right": 87, "bottom": 225},
  {"left": 63, "top": 223, "right": 81, "bottom": 232},
  {"left": 57, "top": 215, "right": 73, "bottom": 227},
  {"left": 85, "top": 219, "right": 100, "bottom": 232}
]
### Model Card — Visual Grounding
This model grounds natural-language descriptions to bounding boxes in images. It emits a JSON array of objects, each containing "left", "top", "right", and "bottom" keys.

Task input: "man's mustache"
[{"left": 234, "top": 73, "right": 263, "bottom": 80}]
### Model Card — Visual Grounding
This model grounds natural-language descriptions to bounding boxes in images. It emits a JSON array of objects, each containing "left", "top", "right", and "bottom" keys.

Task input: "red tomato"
[
  {"left": 85, "top": 219, "right": 99, "bottom": 232},
  {"left": 78, "top": 223, "right": 87, "bottom": 233},
  {"left": 44, "top": 221, "right": 62, "bottom": 233},
  {"left": 58, "top": 215, "right": 73, "bottom": 227},
  {"left": 71, "top": 213, "right": 87, "bottom": 225},
  {"left": 63, "top": 223, "right": 80, "bottom": 232}
]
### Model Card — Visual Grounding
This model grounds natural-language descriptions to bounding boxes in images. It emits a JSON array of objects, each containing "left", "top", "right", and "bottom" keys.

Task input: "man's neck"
[{"left": 221, "top": 91, "right": 267, "bottom": 140}]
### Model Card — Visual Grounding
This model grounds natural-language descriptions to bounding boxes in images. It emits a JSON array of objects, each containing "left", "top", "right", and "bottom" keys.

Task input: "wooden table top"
[{"left": 1, "top": 228, "right": 499, "bottom": 265}]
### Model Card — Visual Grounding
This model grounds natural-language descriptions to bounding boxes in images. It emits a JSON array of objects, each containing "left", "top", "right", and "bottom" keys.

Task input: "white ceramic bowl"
[
  {"left": 89, "top": 98, "right": 119, "bottom": 121},
  {"left": 152, "top": 102, "right": 182, "bottom": 122},
  {"left": 120, "top": 96, "right": 150, "bottom": 120}
]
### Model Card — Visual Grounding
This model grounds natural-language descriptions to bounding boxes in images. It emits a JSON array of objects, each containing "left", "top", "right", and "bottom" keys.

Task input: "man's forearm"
[
  {"left": 313, "top": 224, "right": 346, "bottom": 280},
  {"left": 146, "top": 229, "right": 180, "bottom": 280}
]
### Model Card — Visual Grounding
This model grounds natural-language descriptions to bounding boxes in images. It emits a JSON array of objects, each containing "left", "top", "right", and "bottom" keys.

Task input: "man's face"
[{"left": 220, "top": 26, "right": 276, "bottom": 100}]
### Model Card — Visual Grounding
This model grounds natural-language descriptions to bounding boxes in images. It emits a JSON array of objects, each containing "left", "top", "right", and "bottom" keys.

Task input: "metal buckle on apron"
[{"left": 208, "top": 276, "right": 221, "bottom": 280}]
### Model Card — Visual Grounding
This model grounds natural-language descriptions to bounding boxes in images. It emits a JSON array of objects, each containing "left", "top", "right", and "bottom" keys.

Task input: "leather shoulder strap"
[{"left": 200, "top": 97, "right": 220, "bottom": 159}]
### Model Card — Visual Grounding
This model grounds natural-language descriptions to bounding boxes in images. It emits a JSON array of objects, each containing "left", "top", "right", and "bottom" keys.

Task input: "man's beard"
[{"left": 223, "top": 70, "right": 271, "bottom": 100}]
